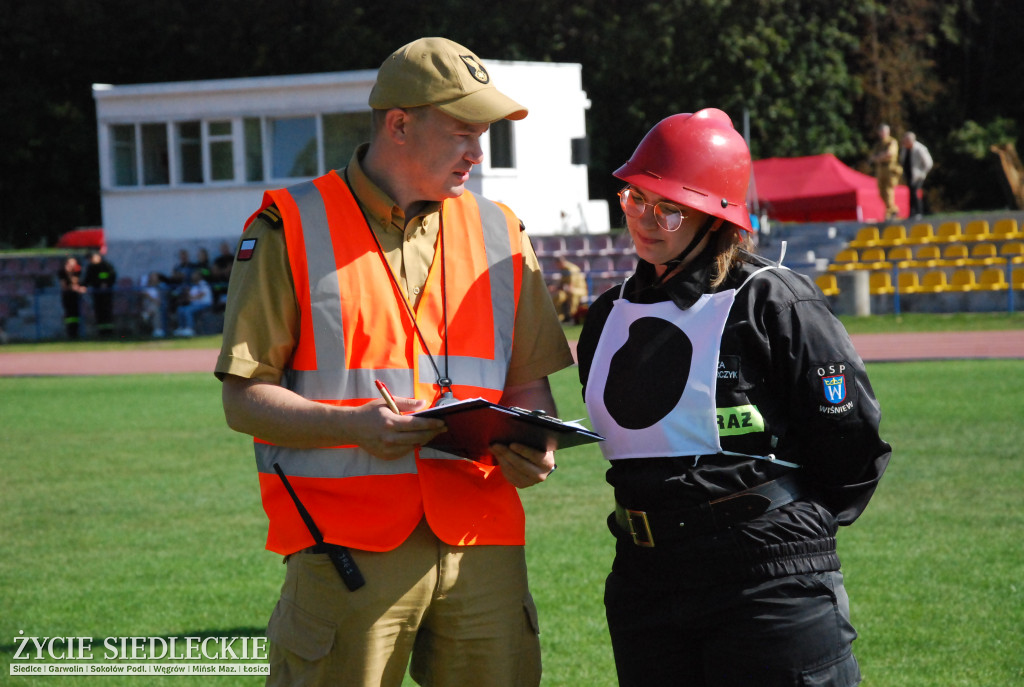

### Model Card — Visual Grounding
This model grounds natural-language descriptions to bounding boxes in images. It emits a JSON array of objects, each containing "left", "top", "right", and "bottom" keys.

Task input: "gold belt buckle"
[{"left": 626, "top": 509, "right": 655, "bottom": 547}]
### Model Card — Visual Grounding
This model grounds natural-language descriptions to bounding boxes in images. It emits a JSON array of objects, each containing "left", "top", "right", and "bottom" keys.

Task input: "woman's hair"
[{"left": 710, "top": 223, "right": 755, "bottom": 288}]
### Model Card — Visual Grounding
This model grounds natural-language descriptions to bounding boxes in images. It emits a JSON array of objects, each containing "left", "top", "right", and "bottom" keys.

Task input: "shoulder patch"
[
  {"left": 808, "top": 361, "right": 857, "bottom": 417},
  {"left": 258, "top": 205, "right": 283, "bottom": 229},
  {"left": 236, "top": 238, "right": 258, "bottom": 261}
]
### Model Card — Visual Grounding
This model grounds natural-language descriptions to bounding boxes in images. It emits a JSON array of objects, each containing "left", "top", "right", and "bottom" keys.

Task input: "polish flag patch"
[{"left": 237, "top": 238, "right": 257, "bottom": 261}]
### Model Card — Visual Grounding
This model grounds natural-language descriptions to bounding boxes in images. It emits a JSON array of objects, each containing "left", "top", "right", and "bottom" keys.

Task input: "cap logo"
[{"left": 459, "top": 55, "right": 489, "bottom": 84}]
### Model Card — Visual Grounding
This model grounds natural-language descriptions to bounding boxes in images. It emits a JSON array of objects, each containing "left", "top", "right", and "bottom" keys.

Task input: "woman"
[{"left": 577, "top": 109, "right": 891, "bottom": 686}]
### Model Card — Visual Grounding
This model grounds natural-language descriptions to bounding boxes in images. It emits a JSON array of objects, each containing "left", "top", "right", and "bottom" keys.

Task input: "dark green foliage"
[{"left": 2, "top": 0, "right": 1022, "bottom": 248}]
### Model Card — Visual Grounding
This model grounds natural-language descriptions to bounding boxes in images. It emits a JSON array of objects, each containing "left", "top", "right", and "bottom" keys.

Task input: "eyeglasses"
[{"left": 617, "top": 187, "right": 688, "bottom": 231}]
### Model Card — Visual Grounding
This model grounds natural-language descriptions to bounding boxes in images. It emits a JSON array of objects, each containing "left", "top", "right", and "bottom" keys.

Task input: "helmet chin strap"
[{"left": 657, "top": 215, "right": 718, "bottom": 284}]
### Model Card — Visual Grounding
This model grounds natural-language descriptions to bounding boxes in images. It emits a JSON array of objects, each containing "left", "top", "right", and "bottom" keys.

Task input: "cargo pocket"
[
  {"left": 266, "top": 596, "right": 337, "bottom": 662},
  {"left": 800, "top": 649, "right": 861, "bottom": 686},
  {"left": 523, "top": 592, "right": 541, "bottom": 636},
  {"left": 517, "top": 593, "right": 543, "bottom": 687}
]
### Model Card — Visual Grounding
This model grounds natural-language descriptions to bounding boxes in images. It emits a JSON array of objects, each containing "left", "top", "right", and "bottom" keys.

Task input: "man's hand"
[
  {"left": 352, "top": 396, "right": 447, "bottom": 461},
  {"left": 491, "top": 377, "right": 560, "bottom": 488},
  {"left": 490, "top": 442, "right": 556, "bottom": 489},
  {"left": 222, "top": 375, "right": 444, "bottom": 459}
]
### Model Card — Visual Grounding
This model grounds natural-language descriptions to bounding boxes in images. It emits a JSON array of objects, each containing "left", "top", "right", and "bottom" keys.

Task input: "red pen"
[{"left": 375, "top": 379, "right": 402, "bottom": 414}]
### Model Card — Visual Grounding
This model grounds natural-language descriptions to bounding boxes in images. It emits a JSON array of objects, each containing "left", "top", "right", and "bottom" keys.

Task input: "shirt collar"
[{"left": 345, "top": 144, "right": 442, "bottom": 233}]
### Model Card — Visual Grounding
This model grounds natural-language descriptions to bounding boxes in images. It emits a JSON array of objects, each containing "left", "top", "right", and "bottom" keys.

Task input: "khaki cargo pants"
[{"left": 265, "top": 518, "right": 542, "bottom": 687}]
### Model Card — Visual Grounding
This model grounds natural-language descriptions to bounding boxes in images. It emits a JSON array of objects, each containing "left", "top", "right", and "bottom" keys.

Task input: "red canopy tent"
[
  {"left": 751, "top": 153, "right": 909, "bottom": 223},
  {"left": 56, "top": 227, "right": 106, "bottom": 251}
]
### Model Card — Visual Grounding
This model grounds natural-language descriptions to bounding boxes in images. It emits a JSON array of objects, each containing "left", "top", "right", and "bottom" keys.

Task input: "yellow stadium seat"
[
  {"left": 1013, "top": 268, "right": 1024, "bottom": 290},
  {"left": 869, "top": 271, "right": 895, "bottom": 295},
  {"left": 977, "top": 268, "right": 1009, "bottom": 291},
  {"left": 908, "top": 223, "right": 937, "bottom": 244},
  {"left": 963, "top": 219, "right": 992, "bottom": 242},
  {"left": 948, "top": 269, "right": 978, "bottom": 292},
  {"left": 935, "top": 221, "right": 963, "bottom": 243},
  {"left": 912, "top": 244, "right": 942, "bottom": 268},
  {"left": 877, "top": 224, "right": 908, "bottom": 247},
  {"left": 940, "top": 244, "right": 969, "bottom": 267},
  {"left": 849, "top": 226, "right": 880, "bottom": 249},
  {"left": 991, "top": 218, "right": 1022, "bottom": 240},
  {"left": 1000, "top": 241, "right": 1024, "bottom": 264},
  {"left": 920, "top": 270, "right": 949, "bottom": 293},
  {"left": 967, "top": 242, "right": 1002, "bottom": 266},
  {"left": 888, "top": 246, "right": 914, "bottom": 268},
  {"left": 897, "top": 271, "right": 923, "bottom": 295},
  {"left": 859, "top": 248, "right": 891, "bottom": 271},
  {"left": 815, "top": 273, "right": 839, "bottom": 297},
  {"left": 828, "top": 249, "right": 859, "bottom": 271}
]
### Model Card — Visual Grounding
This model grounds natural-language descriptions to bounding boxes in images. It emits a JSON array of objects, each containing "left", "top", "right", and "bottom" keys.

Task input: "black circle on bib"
[{"left": 603, "top": 316, "right": 692, "bottom": 429}]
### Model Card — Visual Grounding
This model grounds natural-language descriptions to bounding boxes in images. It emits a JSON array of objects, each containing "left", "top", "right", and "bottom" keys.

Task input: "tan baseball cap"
[{"left": 369, "top": 37, "right": 528, "bottom": 124}]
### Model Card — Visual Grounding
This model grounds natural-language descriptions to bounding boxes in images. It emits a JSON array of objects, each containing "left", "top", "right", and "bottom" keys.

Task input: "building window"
[
  {"left": 208, "top": 120, "right": 234, "bottom": 181},
  {"left": 244, "top": 118, "right": 264, "bottom": 182},
  {"left": 489, "top": 119, "right": 515, "bottom": 169},
  {"left": 270, "top": 116, "right": 317, "bottom": 179},
  {"left": 323, "top": 112, "right": 371, "bottom": 171},
  {"left": 141, "top": 123, "right": 169, "bottom": 185},
  {"left": 111, "top": 124, "right": 138, "bottom": 186},
  {"left": 177, "top": 121, "right": 203, "bottom": 183}
]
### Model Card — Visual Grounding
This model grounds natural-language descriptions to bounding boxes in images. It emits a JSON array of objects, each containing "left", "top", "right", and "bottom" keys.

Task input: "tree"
[{"left": 1, "top": 0, "right": 1020, "bottom": 248}]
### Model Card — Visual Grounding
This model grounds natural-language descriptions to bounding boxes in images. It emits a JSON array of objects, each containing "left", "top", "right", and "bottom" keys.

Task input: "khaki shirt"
[
  {"left": 216, "top": 146, "right": 574, "bottom": 388},
  {"left": 872, "top": 136, "right": 903, "bottom": 179}
]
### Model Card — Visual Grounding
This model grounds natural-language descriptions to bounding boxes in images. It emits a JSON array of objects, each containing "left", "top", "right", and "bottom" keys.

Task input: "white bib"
[{"left": 585, "top": 290, "right": 736, "bottom": 460}]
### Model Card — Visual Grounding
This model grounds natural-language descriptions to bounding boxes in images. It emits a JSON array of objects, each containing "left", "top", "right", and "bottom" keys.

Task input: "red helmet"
[{"left": 614, "top": 108, "right": 753, "bottom": 232}]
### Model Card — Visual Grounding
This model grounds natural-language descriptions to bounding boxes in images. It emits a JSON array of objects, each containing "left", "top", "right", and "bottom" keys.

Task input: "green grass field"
[{"left": 1, "top": 359, "right": 1022, "bottom": 685}]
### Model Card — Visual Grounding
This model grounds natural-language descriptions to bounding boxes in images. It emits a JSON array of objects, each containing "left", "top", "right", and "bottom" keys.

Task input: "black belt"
[{"left": 614, "top": 474, "right": 805, "bottom": 547}]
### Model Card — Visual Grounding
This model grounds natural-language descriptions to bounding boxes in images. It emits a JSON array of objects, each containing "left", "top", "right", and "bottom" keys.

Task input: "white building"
[{"left": 92, "top": 60, "right": 609, "bottom": 278}]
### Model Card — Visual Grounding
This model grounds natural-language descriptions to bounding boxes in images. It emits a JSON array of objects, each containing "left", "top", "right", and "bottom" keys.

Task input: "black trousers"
[
  {"left": 92, "top": 291, "right": 115, "bottom": 336},
  {"left": 61, "top": 292, "right": 81, "bottom": 339},
  {"left": 605, "top": 569, "right": 861, "bottom": 686},
  {"left": 908, "top": 182, "right": 926, "bottom": 217}
]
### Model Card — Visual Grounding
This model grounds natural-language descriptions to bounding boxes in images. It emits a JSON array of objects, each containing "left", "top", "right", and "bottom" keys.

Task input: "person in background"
[
  {"left": 162, "top": 248, "right": 193, "bottom": 288},
  {"left": 869, "top": 123, "right": 903, "bottom": 220},
  {"left": 900, "top": 131, "right": 934, "bottom": 218},
  {"left": 57, "top": 256, "right": 87, "bottom": 339},
  {"left": 83, "top": 251, "right": 117, "bottom": 337},
  {"left": 210, "top": 240, "right": 235, "bottom": 309},
  {"left": 216, "top": 36, "right": 573, "bottom": 687},
  {"left": 192, "top": 247, "right": 212, "bottom": 281},
  {"left": 577, "top": 109, "right": 891, "bottom": 686},
  {"left": 173, "top": 269, "right": 213, "bottom": 337},
  {"left": 140, "top": 271, "right": 165, "bottom": 337},
  {"left": 552, "top": 255, "right": 589, "bottom": 323}
]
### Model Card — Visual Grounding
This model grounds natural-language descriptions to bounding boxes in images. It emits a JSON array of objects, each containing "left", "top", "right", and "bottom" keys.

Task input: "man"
[
  {"left": 82, "top": 251, "right": 117, "bottom": 337},
  {"left": 209, "top": 240, "right": 235, "bottom": 308},
  {"left": 552, "top": 256, "right": 588, "bottom": 323},
  {"left": 869, "top": 123, "right": 903, "bottom": 220},
  {"left": 216, "top": 37, "right": 574, "bottom": 687},
  {"left": 173, "top": 269, "right": 213, "bottom": 337},
  {"left": 900, "top": 131, "right": 934, "bottom": 218},
  {"left": 57, "top": 256, "right": 86, "bottom": 339}
]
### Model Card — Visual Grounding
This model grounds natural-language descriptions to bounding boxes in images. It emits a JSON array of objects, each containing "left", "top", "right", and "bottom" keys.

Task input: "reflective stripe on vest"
[{"left": 247, "top": 171, "right": 525, "bottom": 553}]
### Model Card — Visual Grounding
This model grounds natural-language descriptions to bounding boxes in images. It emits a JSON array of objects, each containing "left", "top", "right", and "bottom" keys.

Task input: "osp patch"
[{"left": 808, "top": 362, "right": 856, "bottom": 417}]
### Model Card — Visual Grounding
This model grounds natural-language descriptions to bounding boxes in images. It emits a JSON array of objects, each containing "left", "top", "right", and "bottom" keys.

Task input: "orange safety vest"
[{"left": 245, "top": 171, "right": 526, "bottom": 555}]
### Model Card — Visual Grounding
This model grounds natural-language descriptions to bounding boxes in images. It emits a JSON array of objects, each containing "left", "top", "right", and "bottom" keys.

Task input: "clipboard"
[{"left": 413, "top": 398, "right": 604, "bottom": 459}]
